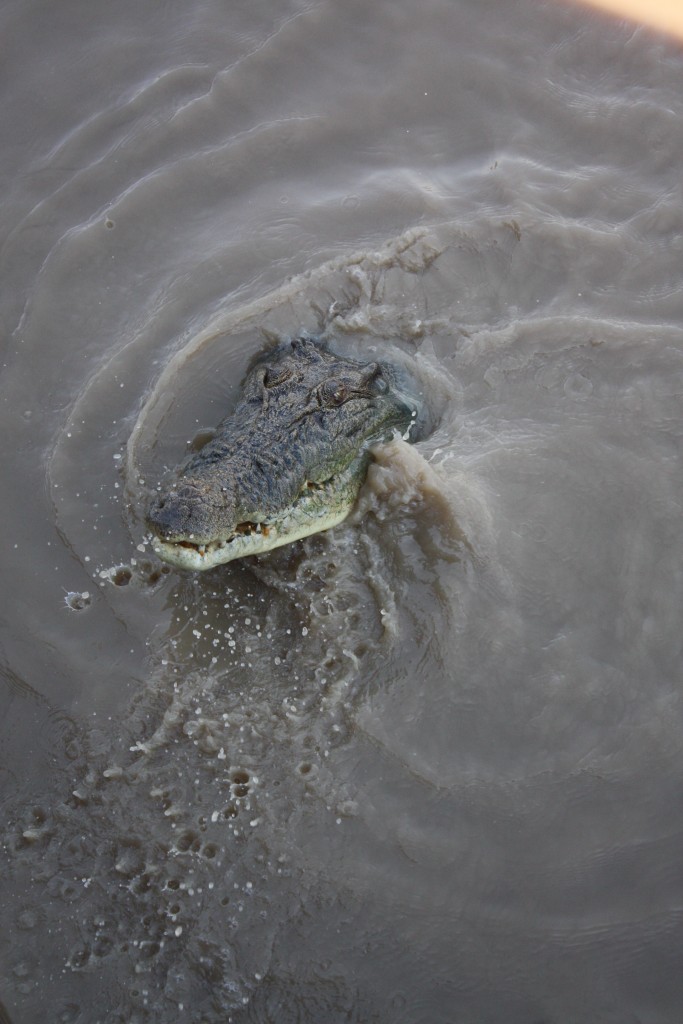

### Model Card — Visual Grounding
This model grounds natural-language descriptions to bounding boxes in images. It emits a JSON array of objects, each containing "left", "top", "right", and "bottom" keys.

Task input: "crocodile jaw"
[{"left": 149, "top": 460, "right": 362, "bottom": 571}]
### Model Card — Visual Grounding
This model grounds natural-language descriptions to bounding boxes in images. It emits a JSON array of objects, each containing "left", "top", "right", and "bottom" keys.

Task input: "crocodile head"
[{"left": 146, "top": 336, "right": 418, "bottom": 570}]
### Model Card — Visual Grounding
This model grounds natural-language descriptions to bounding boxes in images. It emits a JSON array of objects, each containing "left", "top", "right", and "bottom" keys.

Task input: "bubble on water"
[
  {"left": 64, "top": 591, "right": 91, "bottom": 611},
  {"left": 98, "top": 561, "right": 170, "bottom": 589}
]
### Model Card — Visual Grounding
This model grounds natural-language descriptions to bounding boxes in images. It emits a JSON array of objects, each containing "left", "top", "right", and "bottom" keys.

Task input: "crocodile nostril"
[{"left": 147, "top": 496, "right": 192, "bottom": 538}]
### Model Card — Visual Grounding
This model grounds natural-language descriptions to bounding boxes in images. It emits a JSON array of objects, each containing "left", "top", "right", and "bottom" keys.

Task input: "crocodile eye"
[
  {"left": 370, "top": 368, "right": 388, "bottom": 394},
  {"left": 358, "top": 363, "right": 387, "bottom": 395},
  {"left": 263, "top": 366, "right": 292, "bottom": 388},
  {"left": 318, "top": 380, "right": 348, "bottom": 406}
]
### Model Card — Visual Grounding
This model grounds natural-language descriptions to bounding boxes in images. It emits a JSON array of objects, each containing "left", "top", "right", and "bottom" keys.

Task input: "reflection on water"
[{"left": 2, "top": 0, "right": 683, "bottom": 1021}]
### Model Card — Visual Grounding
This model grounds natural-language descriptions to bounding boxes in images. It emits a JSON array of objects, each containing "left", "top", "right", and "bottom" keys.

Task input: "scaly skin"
[{"left": 146, "top": 336, "right": 417, "bottom": 570}]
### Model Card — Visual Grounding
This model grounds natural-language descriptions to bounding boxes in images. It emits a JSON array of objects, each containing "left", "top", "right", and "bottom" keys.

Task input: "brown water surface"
[{"left": 2, "top": 1, "right": 683, "bottom": 1021}]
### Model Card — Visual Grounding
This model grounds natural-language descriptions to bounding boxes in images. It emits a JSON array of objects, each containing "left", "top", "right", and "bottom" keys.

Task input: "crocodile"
[{"left": 147, "top": 336, "right": 418, "bottom": 570}]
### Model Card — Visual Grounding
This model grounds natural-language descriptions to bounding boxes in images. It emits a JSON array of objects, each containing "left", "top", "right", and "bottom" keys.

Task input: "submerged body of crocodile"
[{"left": 147, "top": 336, "right": 417, "bottom": 570}]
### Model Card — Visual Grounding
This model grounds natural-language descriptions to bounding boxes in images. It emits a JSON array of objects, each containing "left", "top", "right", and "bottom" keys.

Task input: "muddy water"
[{"left": 2, "top": 0, "right": 683, "bottom": 1021}]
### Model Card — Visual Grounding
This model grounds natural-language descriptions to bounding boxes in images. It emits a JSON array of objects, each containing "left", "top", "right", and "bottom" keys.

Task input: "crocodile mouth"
[{"left": 149, "top": 467, "right": 360, "bottom": 571}]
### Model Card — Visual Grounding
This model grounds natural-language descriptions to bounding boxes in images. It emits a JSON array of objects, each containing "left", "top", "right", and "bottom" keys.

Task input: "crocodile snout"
[
  {"left": 147, "top": 482, "right": 220, "bottom": 542},
  {"left": 147, "top": 492, "right": 194, "bottom": 540}
]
